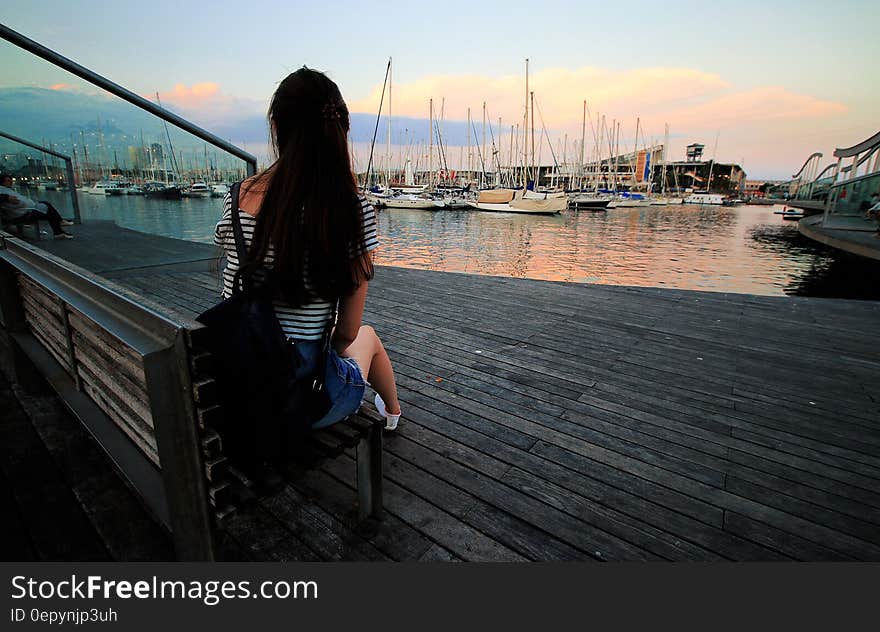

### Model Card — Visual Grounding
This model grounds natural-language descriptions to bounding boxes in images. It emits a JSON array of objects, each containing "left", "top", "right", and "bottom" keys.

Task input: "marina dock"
[{"left": 4, "top": 222, "right": 879, "bottom": 561}]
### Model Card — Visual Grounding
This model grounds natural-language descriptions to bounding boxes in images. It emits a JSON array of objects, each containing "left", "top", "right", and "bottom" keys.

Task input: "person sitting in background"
[
  {"left": 866, "top": 192, "right": 880, "bottom": 238},
  {"left": 0, "top": 173, "right": 74, "bottom": 239}
]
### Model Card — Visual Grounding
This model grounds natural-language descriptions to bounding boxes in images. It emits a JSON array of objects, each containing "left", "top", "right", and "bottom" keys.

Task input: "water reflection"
[{"left": 35, "top": 190, "right": 880, "bottom": 299}]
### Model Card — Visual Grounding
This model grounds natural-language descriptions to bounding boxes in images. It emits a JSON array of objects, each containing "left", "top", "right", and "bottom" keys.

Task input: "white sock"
[{"left": 374, "top": 393, "right": 401, "bottom": 431}]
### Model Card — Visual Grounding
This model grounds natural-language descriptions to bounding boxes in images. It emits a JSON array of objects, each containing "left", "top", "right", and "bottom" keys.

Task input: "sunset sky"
[{"left": 2, "top": 0, "right": 878, "bottom": 179}]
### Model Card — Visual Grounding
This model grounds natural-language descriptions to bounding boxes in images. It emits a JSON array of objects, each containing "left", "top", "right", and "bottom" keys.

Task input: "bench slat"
[
  {"left": 79, "top": 377, "right": 160, "bottom": 466},
  {"left": 77, "top": 362, "right": 158, "bottom": 454},
  {"left": 68, "top": 310, "right": 146, "bottom": 380}
]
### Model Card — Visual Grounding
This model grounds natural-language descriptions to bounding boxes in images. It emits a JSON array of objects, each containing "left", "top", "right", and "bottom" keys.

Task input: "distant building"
[
  {"left": 150, "top": 143, "right": 164, "bottom": 163},
  {"left": 128, "top": 146, "right": 148, "bottom": 170},
  {"left": 649, "top": 159, "right": 745, "bottom": 195},
  {"left": 743, "top": 179, "right": 786, "bottom": 197},
  {"left": 686, "top": 143, "right": 705, "bottom": 162}
]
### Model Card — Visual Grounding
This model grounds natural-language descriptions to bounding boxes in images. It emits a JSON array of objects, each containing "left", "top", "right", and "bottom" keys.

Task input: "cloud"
[
  {"left": 348, "top": 66, "right": 733, "bottom": 128},
  {"left": 148, "top": 82, "right": 265, "bottom": 129},
  {"left": 49, "top": 83, "right": 73, "bottom": 91}
]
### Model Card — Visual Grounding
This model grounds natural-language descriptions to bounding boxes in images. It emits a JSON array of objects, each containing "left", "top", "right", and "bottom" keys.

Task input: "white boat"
[
  {"left": 653, "top": 196, "right": 683, "bottom": 205},
  {"left": 390, "top": 185, "right": 427, "bottom": 195},
  {"left": 568, "top": 193, "right": 613, "bottom": 210},
  {"left": 468, "top": 189, "right": 564, "bottom": 215},
  {"left": 684, "top": 193, "right": 725, "bottom": 205},
  {"left": 525, "top": 189, "right": 566, "bottom": 200},
  {"left": 383, "top": 193, "right": 436, "bottom": 210},
  {"left": 436, "top": 196, "right": 471, "bottom": 210},
  {"left": 210, "top": 183, "right": 230, "bottom": 197},
  {"left": 182, "top": 182, "right": 211, "bottom": 198},
  {"left": 616, "top": 197, "right": 652, "bottom": 208},
  {"left": 88, "top": 181, "right": 126, "bottom": 195},
  {"left": 363, "top": 192, "right": 389, "bottom": 208}
]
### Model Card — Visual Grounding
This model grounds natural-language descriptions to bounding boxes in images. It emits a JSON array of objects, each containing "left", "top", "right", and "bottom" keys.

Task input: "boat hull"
[
  {"left": 467, "top": 201, "right": 560, "bottom": 215},
  {"left": 384, "top": 199, "right": 436, "bottom": 209},
  {"left": 568, "top": 196, "right": 611, "bottom": 209}
]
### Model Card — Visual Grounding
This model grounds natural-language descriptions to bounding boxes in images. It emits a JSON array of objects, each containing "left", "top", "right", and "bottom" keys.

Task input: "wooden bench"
[
  {"left": 0, "top": 231, "right": 384, "bottom": 561},
  {"left": 185, "top": 325, "right": 385, "bottom": 524}
]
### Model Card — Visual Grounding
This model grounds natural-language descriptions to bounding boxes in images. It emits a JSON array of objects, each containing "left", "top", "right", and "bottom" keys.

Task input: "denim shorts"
[{"left": 290, "top": 339, "right": 366, "bottom": 429}]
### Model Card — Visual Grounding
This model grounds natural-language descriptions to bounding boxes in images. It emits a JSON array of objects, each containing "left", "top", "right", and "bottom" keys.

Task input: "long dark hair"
[{"left": 241, "top": 67, "right": 372, "bottom": 305}]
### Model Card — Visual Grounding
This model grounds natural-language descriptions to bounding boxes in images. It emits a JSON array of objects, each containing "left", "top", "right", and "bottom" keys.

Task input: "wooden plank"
[
  {"left": 285, "top": 466, "right": 436, "bottom": 561},
  {"left": 70, "top": 330, "right": 148, "bottom": 399},
  {"left": 72, "top": 345, "right": 153, "bottom": 425},
  {"left": 78, "top": 368, "right": 160, "bottom": 465},
  {"left": 319, "top": 454, "right": 528, "bottom": 562},
  {"left": 25, "top": 318, "right": 72, "bottom": 375},
  {"left": 260, "top": 485, "right": 389, "bottom": 561},
  {"left": 22, "top": 295, "right": 68, "bottom": 348},
  {"left": 67, "top": 310, "right": 146, "bottom": 380},
  {"left": 17, "top": 275, "right": 64, "bottom": 318}
]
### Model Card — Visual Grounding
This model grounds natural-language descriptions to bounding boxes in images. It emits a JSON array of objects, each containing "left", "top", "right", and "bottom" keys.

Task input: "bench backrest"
[{"left": 0, "top": 231, "right": 218, "bottom": 560}]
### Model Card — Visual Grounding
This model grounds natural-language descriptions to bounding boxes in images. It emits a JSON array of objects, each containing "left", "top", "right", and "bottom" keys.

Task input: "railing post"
[
  {"left": 64, "top": 157, "right": 81, "bottom": 224},
  {"left": 142, "top": 331, "right": 215, "bottom": 561}
]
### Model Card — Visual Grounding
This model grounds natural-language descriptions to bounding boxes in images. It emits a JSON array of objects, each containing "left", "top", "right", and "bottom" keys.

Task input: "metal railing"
[
  {"left": 0, "top": 23, "right": 257, "bottom": 177},
  {"left": 0, "top": 130, "right": 82, "bottom": 224}
]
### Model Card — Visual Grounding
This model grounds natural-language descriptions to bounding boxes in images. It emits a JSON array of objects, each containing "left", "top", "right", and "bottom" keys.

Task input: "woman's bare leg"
[{"left": 341, "top": 325, "right": 401, "bottom": 414}]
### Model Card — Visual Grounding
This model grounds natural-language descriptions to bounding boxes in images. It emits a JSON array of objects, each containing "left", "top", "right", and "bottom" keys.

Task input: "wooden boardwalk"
[{"left": 27, "top": 224, "right": 880, "bottom": 560}]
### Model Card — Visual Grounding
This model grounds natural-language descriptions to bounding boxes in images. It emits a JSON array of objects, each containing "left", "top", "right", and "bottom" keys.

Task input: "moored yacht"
[
  {"left": 182, "top": 182, "right": 211, "bottom": 198},
  {"left": 684, "top": 192, "right": 725, "bottom": 205}
]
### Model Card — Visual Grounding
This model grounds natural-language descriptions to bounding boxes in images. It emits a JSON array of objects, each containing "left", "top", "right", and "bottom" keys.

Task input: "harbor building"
[{"left": 743, "top": 179, "right": 786, "bottom": 197}]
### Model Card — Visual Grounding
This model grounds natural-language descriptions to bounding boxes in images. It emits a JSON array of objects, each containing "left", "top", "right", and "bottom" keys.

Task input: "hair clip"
[{"left": 322, "top": 103, "right": 341, "bottom": 121}]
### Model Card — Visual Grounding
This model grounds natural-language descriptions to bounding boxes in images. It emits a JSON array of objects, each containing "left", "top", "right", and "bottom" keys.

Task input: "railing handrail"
[
  {"left": 833, "top": 130, "right": 880, "bottom": 159},
  {"left": 0, "top": 23, "right": 257, "bottom": 176},
  {"left": 791, "top": 152, "right": 823, "bottom": 179},
  {"left": 0, "top": 130, "right": 82, "bottom": 223},
  {"left": 1, "top": 130, "right": 69, "bottom": 161}
]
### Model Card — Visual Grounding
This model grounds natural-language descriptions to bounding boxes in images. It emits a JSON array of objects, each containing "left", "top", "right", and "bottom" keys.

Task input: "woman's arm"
[{"left": 332, "top": 251, "right": 372, "bottom": 353}]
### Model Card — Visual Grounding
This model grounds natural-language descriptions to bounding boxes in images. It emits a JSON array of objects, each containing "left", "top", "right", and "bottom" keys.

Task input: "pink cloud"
[{"left": 147, "top": 82, "right": 264, "bottom": 126}]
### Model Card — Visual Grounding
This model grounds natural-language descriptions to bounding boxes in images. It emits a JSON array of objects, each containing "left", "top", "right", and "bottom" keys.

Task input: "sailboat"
[{"left": 468, "top": 188, "right": 564, "bottom": 214}]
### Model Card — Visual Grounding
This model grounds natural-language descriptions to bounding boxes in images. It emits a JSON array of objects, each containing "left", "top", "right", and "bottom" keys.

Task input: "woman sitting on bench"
[
  {"left": 0, "top": 173, "right": 74, "bottom": 239},
  {"left": 213, "top": 68, "right": 402, "bottom": 431}
]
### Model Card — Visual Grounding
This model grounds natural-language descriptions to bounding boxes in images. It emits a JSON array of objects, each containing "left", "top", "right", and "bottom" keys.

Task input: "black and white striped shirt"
[{"left": 214, "top": 194, "right": 379, "bottom": 340}]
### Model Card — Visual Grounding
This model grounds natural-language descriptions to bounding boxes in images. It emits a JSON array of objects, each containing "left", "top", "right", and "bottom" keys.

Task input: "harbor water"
[{"left": 39, "top": 189, "right": 880, "bottom": 299}]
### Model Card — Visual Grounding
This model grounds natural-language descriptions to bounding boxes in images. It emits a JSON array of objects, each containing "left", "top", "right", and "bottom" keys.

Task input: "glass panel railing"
[
  {"left": 1, "top": 29, "right": 257, "bottom": 245},
  {"left": 827, "top": 172, "right": 880, "bottom": 216}
]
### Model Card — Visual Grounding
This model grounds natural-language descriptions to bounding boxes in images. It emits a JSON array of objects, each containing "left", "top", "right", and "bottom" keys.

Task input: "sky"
[{"left": 2, "top": 0, "right": 879, "bottom": 179}]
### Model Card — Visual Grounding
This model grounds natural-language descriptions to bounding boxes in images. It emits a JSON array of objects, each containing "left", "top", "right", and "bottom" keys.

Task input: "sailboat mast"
[
  {"left": 662, "top": 123, "right": 669, "bottom": 195},
  {"left": 579, "top": 100, "right": 586, "bottom": 190},
  {"left": 706, "top": 131, "right": 719, "bottom": 193},
  {"left": 428, "top": 98, "right": 433, "bottom": 191},
  {"left": 386, "top": 58, "right": 392, "bottom": 187},
  {"left": 633, "top": 117, "right": 640, "bottom": 188},
  {"left": 530, "top": 91, "right": 535, "bottom": 188},
  {"left": 466, "top": 107, "right": 472, "bottom": 185},
  {"left": 524, "top": 58, "right": 529, "bottom": 187},
  {"left": 509, "top": 124, "right": 514, "bottom": 188}
]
